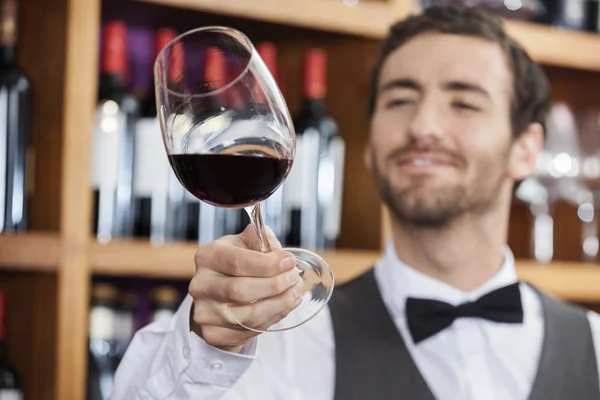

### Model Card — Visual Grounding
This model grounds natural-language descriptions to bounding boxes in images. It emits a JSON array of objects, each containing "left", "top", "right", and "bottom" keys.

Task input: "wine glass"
[
  {"left": 154, "top": 26, "right": 334, "bottom": 332},
  {"left": 515, "top": 102, "right": 581, "bottom": 263}
]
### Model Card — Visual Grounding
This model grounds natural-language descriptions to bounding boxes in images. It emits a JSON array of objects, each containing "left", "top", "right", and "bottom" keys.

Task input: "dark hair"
[{"left": 368, "top": 5, "right": 550, "bottom": 138}]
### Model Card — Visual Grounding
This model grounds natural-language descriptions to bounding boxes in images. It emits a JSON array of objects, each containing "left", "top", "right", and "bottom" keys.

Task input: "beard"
[{"left": 371, "top": 144, "right": 508, "bottom": 229}]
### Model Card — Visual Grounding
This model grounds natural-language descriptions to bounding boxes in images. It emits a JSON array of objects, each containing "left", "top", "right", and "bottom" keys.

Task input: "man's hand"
[{"left": 189, "top": 225, "right": 304, "bottom": 353}]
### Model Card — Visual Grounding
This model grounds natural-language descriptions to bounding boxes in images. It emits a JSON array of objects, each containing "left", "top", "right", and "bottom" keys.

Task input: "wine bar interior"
[{"left": 3, "top": 0, "right": 600, "bottom": 398}]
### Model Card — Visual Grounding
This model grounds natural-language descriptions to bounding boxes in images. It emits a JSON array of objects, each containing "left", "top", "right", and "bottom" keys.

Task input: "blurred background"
[{"left": 1, "top": 0, "right": 600, "bottom": 399}]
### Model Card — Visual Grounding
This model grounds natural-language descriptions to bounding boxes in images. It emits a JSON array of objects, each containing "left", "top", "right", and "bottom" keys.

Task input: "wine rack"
[{"left": 3, "top": 0, "right": 600, "bottom": 398}]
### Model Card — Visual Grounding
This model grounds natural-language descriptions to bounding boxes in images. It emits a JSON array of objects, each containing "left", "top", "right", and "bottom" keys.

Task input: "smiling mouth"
[{"left": 396, "top": 155, "right": 457, "bottom": 168}]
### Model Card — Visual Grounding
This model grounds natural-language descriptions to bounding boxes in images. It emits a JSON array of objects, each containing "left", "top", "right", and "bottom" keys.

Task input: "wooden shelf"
[
  {"left": 503, "top": 20, "right": 600, "bottom": 72},
  {"left": 516, "top": 261, "right": 600, "bottom": 303},
  {"left": 136, "top": 0, "right": 394, "bottom": 38},
  {"left": 16, "top": 0, "right": 600, "bottom": 398},
  {"left": 90, "top": 240, "right": 600, "bottom": 301},
  {"left": 0, "top": 233, "right": 60, "bottom": 272},
  {"left": 138, "top": 0, "right": 600, "bottom": 72},
  {"left": 91, "top": 239, "right": 381, "bottom": 283}
]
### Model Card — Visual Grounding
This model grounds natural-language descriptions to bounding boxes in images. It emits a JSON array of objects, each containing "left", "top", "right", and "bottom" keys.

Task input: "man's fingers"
[
  {"left": 195, "top": 241, "right": 296, "bottom": 278},
  {"left": 191, "top": 269, "right": 302, "bottom": 304},
  {"left": 192, "top": 278, "right": 305, "bottom": 330},
  {"left": 225, "top": 279, "right": 305, "bottom": 330},
  {"left": 237, "top": 223, "right": 283, "bottom": 252}
]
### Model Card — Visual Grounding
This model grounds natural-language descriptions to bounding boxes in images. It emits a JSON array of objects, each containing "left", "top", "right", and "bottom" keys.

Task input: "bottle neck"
[
  {"left": 99, "top": 73, "right": 126, "bottom": 99},
  {"left": 0, "top": 44, "right": 15, "bottom": 68},
  {"left": 302, "top": 97, "right": 327, "bottom": 116}
]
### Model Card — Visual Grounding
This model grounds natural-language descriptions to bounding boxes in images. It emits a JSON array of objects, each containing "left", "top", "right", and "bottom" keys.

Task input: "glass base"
[{"left": 229, "top": 247, "right": 334, "bottom": 332}]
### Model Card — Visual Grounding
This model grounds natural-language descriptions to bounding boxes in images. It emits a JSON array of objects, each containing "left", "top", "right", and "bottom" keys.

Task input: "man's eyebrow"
[
  {"left": 443, "top": 80, "right": 490, "bottom": 98},
  {"left": 379, "top": 78, "right": 422, "bottom": 93}
]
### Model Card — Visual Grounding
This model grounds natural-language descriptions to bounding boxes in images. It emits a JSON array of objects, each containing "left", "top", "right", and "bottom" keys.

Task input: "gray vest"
[{"left": 329, "top": 269, "right": 599, "bottom": 400}]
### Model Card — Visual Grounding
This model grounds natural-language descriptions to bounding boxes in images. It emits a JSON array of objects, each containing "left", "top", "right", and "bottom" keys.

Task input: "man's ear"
[{"left": 508, "top": 122, "right": 544, "bottom": 181}]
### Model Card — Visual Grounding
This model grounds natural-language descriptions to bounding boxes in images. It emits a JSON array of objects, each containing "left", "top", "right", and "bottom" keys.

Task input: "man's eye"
[
  {"left": 385, "top": 99, "right": 413, "bottom": 109},
  {"left": 453, "top": 101, "right": 479, "bottom": 111}
]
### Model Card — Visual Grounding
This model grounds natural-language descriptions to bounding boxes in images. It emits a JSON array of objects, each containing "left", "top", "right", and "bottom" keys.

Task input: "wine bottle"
[
  {"left": 87, "top": 283, "right": 119, "bottom": 400},
  {"left": 255, "top": 42, "right": 288, "bottom": 243},
  {"left": 534, "top": 0, "right": 586, "bottom": 29},
  {"left": 285, "top": 48, "right": 344, "bottom": 250},
  {"left": 133, "top": 28, "right": 181, "bottom": 245},
  {"left": 193, "top": 47, "right": 229, "bottom": 244},
  {"left": 585, "top": 0, "right": 600, "bottom": 32},
  {"left": 91, "top": 21, "right": 139, "bottom": 243},
  {"left": 554, "top": 0, "right": 586, "bottom": 30},
  {"left": 0, "top": 0, "right": 32, "bottom": 234},
  {"left": 0, "top": 291, "right": 23, "bottom": 400},
  {"left": 150, "top": 286, "right": 179, "bottom": 325}
]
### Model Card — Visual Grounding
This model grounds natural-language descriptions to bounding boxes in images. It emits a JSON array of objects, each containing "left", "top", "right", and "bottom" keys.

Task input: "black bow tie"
[{"left": 405, "top": 283, "right": 524, "bottom": 344}]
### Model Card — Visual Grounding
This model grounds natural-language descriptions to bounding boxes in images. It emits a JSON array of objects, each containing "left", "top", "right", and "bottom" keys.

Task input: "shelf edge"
[{"left": 0, "top": 232, "right": 60, "bottom": 272}]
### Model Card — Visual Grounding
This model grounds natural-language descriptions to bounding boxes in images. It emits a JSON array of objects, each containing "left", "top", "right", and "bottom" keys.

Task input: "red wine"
[
  {"left": 0, "top": 0, "right": 32, "bottom": 234},
  {"left": 168, "top": 153, "right": 291, "bottom": 207}
]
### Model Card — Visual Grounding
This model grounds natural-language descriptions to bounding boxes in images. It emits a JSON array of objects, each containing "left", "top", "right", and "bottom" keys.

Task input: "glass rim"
[{"left": 153, "top": 25, "right": 255, "bottom": 99}]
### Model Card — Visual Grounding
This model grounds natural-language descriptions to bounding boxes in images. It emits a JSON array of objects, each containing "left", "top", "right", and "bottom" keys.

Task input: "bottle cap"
[
  {"left": 203, "top": 47, "right": 227, "bottom": 89},
  {"left": 257, "top": 42, "right": 277, "bottom": 76},
  {"left": 156, "top": 28, "right": 183, "bottom": 84},
  {"left": 151, "top": 286, "right": 179, "bottom": 307},
  {"left": 304, "top": 48, "right": 327, "bottom": 100},
  {"left": 102, "top": 20, "right": 127, "bottom": 76},
  {"left": 92, "top": 283, "right": 119, "bottom": 302},
  {"left": 0, "top": 0, "right": 16, "bottom": 47}
]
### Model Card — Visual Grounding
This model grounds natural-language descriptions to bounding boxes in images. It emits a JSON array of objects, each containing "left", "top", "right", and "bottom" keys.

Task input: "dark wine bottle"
[
  {"left": 87, "top": 283, "right": 119, "bottom": 400},
  {"left": 91, "top": 21, "right": 139, "bottom": 243},
  {"left": 285, "top": 48, "right": 344, "bottom": 250},
  {"left": 247, "top": 42, "right": 288, "bottom": 242},
  {"left": 0, "top": 291, "right": 23, "bottom": 400},
  {"left": 193, "top": 47, "right": 228, "bottom": 244},
  {"left": 133, "top": 28, "right": 181, "bottom": 244},
  {"left": 0, "top": 0, "right": 32, "bottom": 234}
]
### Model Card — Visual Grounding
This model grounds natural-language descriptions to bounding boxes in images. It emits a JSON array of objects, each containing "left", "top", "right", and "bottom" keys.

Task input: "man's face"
[{"left": 367, "top": 33, "right": 540, "bottom": 228}]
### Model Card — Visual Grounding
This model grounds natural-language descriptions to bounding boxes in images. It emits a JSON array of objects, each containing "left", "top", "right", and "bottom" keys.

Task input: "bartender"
[{"left": 111, "top": 4, "right": 600, "bottom": 400}]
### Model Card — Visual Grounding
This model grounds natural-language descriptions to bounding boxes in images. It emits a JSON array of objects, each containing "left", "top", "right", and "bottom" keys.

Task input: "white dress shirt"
[{"left": 111, "top": 242, "right": 600, "bottom": 400}]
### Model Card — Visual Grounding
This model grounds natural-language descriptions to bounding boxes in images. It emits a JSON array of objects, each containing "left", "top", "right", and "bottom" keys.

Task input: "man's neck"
[{"left": 391, "top": 201, "right": 510, "bottom": 292}]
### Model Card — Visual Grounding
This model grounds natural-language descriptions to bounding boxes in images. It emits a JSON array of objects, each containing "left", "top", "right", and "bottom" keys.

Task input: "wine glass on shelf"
[
  {"left": 154, "top": 26, "right": 334, "bottom": 332},
  {"left": 516, "top": 102, "right": 581, "bottom": 263},
  {"left": 571, "top": 107, "right": 600, "bottom": 262}
]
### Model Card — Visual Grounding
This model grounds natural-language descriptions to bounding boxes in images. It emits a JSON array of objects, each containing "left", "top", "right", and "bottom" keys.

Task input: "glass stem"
[{"left": 245, "top": 203, "right": 272, "bottom": 253}]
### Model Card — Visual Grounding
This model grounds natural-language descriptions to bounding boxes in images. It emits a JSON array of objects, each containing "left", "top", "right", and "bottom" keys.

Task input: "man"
[{"left": 111, "top": 5, "right": 600, "bottom": 400}]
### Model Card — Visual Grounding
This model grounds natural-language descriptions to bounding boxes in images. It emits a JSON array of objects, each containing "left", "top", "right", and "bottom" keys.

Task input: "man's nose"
[{"left": 407, "top": 101, "right": 444, "bottom": 142}]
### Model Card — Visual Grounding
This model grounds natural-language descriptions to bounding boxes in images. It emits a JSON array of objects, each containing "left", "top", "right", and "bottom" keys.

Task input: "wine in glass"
[{"left": 154, "top": 27, "right": 334, "bottom": 332}]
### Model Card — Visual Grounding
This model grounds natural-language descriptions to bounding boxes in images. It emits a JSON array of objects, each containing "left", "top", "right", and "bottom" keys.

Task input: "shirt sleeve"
[{"left": 110, "top": 294, "right": 258, "bottom": 400}]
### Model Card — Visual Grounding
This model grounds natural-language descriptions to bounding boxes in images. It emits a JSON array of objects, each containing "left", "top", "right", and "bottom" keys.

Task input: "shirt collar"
[{"left": 374, "top": 239, "right": 518, "bottom": 317}]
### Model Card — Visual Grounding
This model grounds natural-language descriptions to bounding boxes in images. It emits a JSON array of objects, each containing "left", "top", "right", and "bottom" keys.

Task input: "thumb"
[{"left": 237, "top": 223, "right": 283, "bottom": 252}]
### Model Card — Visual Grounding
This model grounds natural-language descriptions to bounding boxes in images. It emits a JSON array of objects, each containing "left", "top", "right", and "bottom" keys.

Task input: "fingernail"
[
  {"left": 287, "top": 269, "right": 299, "bottom": 284},
  {"left": 280, "top": 256, "right": 295, "bottom": 271}
]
